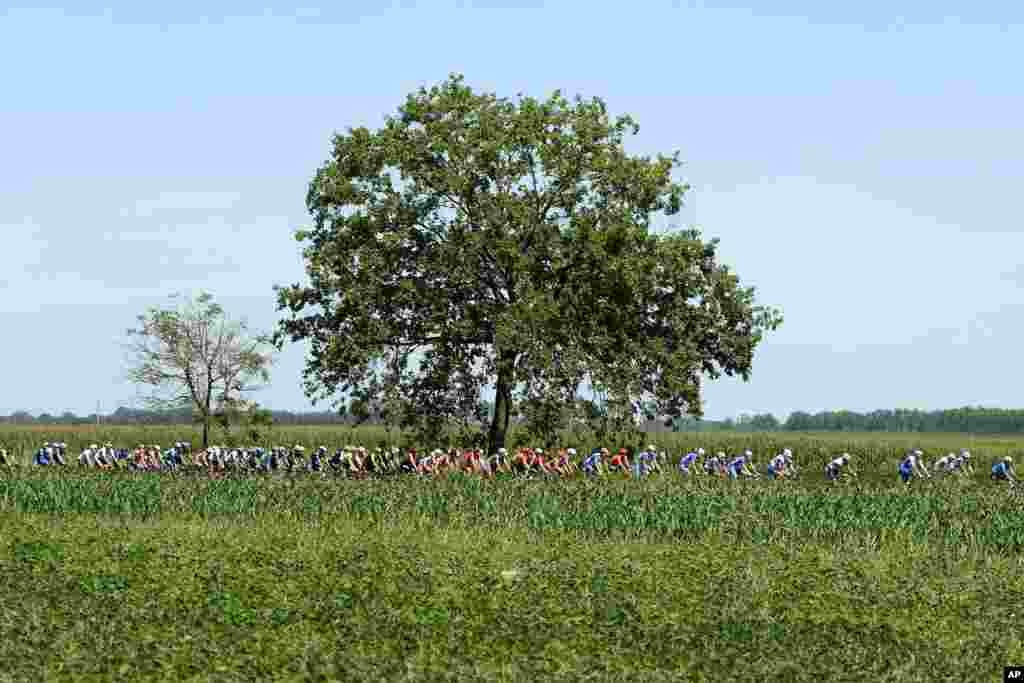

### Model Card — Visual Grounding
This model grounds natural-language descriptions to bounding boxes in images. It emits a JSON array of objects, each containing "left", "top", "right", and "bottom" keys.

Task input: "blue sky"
[{"left": 1, "top": 1, "right": 1021, "bottom": 419}]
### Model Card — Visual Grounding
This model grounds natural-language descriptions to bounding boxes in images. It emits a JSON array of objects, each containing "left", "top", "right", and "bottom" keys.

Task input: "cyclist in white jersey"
[
  {"left": 825, "top": 453, "right": 855, "bottom": 481},
  {"left": 79, "top": 444, "right": 98, "bottom": 467},
  {"left": 899, "top": 450, "right": 930, "bottom": 483},
  {"left": 952, "top": 450, "right": 973, "bottom": 476},
  {"left": 932, "top": 453, "right": 955, "bottom": 476}
]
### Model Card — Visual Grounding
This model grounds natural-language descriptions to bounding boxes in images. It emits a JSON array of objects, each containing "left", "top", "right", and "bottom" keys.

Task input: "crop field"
[{"left": 2, "top": 427, "right": 1023, "bottom": 681}]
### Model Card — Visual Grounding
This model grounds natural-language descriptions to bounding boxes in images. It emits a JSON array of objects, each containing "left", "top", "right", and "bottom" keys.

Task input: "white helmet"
[
  {"left": 697, "top": 448, "right": 705, "bottom": 455},
  {"left": 744, "top": 449, "right": 752, "bottom": 457},
  {"left": 567, "top": 448, "right": 577, "bottom": 455}
]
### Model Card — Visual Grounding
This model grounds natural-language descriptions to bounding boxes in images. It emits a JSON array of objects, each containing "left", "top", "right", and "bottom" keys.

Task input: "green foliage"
[
  {"left": 1, "top": 504, "right": 1022, "bottom": 681},
  {"left": 13, "top": 541, "right": 64, "bottom": 564},
  {"left": 275, "top": 74, "right": 781, "bottom": 453},
  {"left": 2, "top": 461, "right": 1023, "bottom": 548},
  {"left": 79, "top": 574, "right": 129, "bottom": 594},
  {"left": 207, "top": 591, "right": 259, "bottom": 626},
  {"left": 782, "top": 406, "right": 1024, "bottom": 433},
  {"left": 214, "top": 403, "right": 274, "bottom": 446}
]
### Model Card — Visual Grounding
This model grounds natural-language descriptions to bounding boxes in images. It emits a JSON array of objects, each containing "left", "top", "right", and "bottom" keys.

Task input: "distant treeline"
[
  {"left": 0, "top": 406, "right": 352, "bottom": 426},
  {"left": 670, "top": 407, "right": 1024, "bottom": 434}
]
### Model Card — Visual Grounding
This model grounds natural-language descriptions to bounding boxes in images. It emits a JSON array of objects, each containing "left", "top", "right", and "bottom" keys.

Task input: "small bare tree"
[{"left": 125, "top": 292, "right": 275, "bottom": 448}]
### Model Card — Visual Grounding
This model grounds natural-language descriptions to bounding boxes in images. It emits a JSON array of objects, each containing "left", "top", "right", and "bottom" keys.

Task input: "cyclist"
[
  {"left": 991, "top": 456, "right": 1017, "bottom": 487},
  {"left": 824, "top": 453, "right": 855, "bottom": 481},
  {"left": 899, "top": 449, "right": 930, "bottom": 483}
]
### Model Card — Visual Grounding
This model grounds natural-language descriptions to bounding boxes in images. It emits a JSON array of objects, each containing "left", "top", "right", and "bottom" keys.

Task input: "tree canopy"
[{"left": 275, "top": 74, "right": 782, "bottom": 451}]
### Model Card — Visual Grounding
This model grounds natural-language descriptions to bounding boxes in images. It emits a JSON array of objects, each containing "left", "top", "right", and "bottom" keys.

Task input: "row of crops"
[{"left": 2, "top": 469, "right": 1022, "bottom": 549}]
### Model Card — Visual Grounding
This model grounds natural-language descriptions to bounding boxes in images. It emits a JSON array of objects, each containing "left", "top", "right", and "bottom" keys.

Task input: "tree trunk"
[
  {"left": 487, "top": 355, "right": 515, "bottom": 455},
  {"left": 203, "top": 380, "right": 213, "bottom": 450}
]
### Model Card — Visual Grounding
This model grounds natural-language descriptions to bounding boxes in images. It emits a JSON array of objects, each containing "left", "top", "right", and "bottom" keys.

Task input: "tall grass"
[{"left": 2, "top": 469, "right": 1021, "bottom": 550}]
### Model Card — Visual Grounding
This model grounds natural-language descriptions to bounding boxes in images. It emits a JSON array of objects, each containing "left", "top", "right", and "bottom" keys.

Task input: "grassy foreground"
[{"left": 2, "top": 470, "right": 1024, "bottom": 681}]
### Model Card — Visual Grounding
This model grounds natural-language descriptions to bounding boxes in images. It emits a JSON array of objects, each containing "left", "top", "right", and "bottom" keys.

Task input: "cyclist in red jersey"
[
  {"left": 608, "top": 448, "right": 631, "bottom": 474},
  {"left": 512, "top": 448, "right": 531, "bottom": 475},
  {"left": 531, "top": 448, "right": 548, "bottom": 474},
  {"left": 463, "top": 449, "right": 482, "bottom": 474}
]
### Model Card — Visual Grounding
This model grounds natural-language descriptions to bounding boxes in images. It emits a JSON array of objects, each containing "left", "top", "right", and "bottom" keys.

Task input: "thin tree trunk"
[
  {"left": 203, "top": 377, "right": 214, "bottom": 450},
  {"left": 487, "top": 354, "right": 515, "bottom": 454}
]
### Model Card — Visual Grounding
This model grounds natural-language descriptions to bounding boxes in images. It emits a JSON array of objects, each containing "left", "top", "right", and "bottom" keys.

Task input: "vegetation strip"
[{"left": 1, "top": 514, "right": 1021, "bottom": 682}]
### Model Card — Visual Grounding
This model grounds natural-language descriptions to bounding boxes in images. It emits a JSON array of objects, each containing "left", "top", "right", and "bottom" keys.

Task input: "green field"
[{"left": 2, "top": 427, "right": 1022, "bottom": 681}]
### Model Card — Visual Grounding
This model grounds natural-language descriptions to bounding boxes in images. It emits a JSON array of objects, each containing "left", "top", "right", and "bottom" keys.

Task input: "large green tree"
[{"left": 275, "top": 74, "right": 781, "bottom": 452}]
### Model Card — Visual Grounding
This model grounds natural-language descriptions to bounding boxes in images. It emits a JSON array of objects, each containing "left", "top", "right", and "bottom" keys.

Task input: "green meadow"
[{"left": 1, "top": 428, "right": 1022, "bottom": 681}]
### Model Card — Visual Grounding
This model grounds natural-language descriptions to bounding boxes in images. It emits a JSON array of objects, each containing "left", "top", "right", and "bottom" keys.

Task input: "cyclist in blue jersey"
[
  {"left": 583, "top": 449, "right": 603, "bottom": 476},
  {"left": 678, "top": 448, "right": 701, "bottom": 475},
  {"left": 309, "top": 446, "right": 326, "bottom": 472},
  {"left": 644, "top": 445, "right": 662, "bottom": 474},
  {"left": 898, "top": 450, "right": 930, "bottom": 483},
  {"left": 768, "top": 449, "right": 796, "bottom": 479},
  {"left": 34, "top": 444, "right": 52, "bottom": 466},
  {"left": 633, "top": 445, "right": 658, "bottom": 478},
  {"left": 991, "top": 456, "right": 1016, "bottom": 487},
  {"left": 728, "top": 450, "right": 758, "bottom": 479}
]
